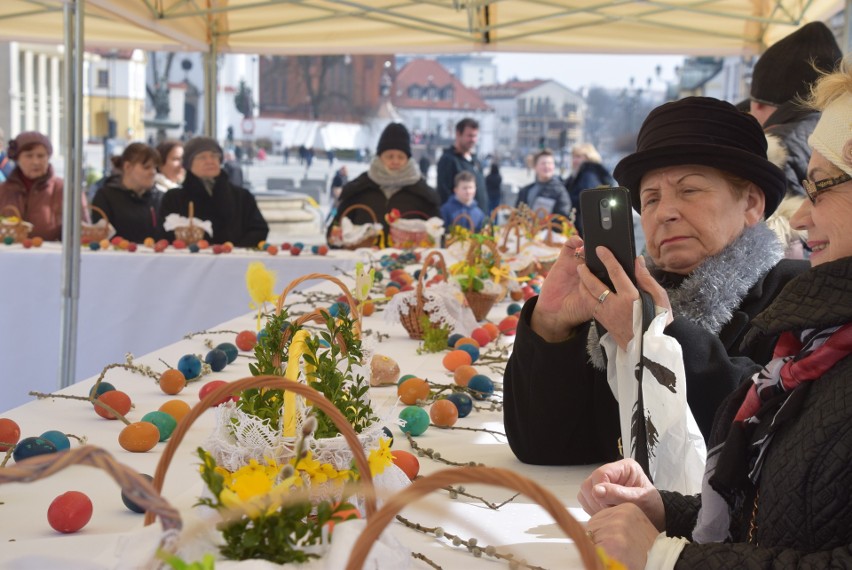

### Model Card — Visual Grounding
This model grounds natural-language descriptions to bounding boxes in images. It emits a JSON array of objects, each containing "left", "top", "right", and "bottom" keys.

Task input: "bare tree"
[{"left": 296, "top": 55, "right": 348, "bottom": 119}]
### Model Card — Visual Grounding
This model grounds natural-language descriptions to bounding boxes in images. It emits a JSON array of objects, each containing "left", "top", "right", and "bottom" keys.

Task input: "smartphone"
[{"left": 579, "top": 186, "right": 637, "bottom": 291}]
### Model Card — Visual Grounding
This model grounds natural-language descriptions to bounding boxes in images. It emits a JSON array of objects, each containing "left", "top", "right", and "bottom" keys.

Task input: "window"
[
  {"left": 97, "top": 69, "right": 109, "bottom": 89},
  {"left": 408, "top": 85, "right": 421, "bottom": 99}
]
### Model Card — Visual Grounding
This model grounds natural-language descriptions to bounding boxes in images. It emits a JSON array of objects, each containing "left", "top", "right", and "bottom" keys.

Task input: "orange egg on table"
[
  {"left": 510, "top": 289, "right": 524, "bottom": 301},
  {"left": 361, "top": 300, "right": 375, "bottom": 317},
  {"left": 398, "top": 378, "right": 430, "bottom": 405},
  {"left": 430, "top": 399, "right": 459, "bottom": 427},
  {"left": 94, "top": 390, "right": 132, "bottom": 420},
  {"left": 454, "top": 337, "right": 480, "bottom": 349},
  {"left": 482, "top": 322, "right": 500, "bottom": 341},
  {"left": 32, "top": 236, "right": 44, "bottom": 247},
  {"left": 391, "top": 450, "right": 420, "bottom": 480},
  {"left": 118, "top": 422, "right": 160, "bottom": 452},
  {"left": 385, "top": 285, "right": 400, "bottom": 297},
  {"left": 453, "top": 365, "right": 478, "bottom": 386},
  {"left": 159, "top": 399, "right": 191, "bottom": 423},
  {"left": 442, "top": 349, "right": 472, "bottom": 371},
  {"left": 159, "top": 369, "right": 186, "bottom": 395}
]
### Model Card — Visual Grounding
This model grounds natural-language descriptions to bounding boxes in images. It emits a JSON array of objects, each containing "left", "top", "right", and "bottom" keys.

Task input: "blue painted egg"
[
  {"left": 447, "top": 333, "right": 464, "bottom": 348},
  {"left": 446, "top": 392, "right": 473, "bottom": 418},
  {"left": 293, "top": 242, "right": 304, "bottom": 250},
  {"left": 399, "top": 406, "right": 430, "bottom": 436},
  {"left": 188, "top": 243, "right": 200, "bottom": 253},
  {"left": 89, "top": 381, "right": 115, "bottom": 398},
  {"left": 177, "top": 354, "right": 202, "bottom": 380},
  {"left": 39, "top": 430, "right": 71, "bottom": 451},
  {"left": 13, "top": 436, "right": 57, "bottom": 462},
  {"left": 215, "top": 342, "right": 239, "bottom": 364},
  {"left": 507, "top": 303, "right": 522, "bottom": 316},
  {"left": 457, "top": 343, "right": 480, "bottom": 363},
  {"left": 204, "top": 349, "right": 228, "bottom": 372},
  {"left": 121, "top": 473, "right": 153, "bottom": 513},
  {"left": 467, "top": 375, "right": 494, "bottom": 400},
  {"left": 141, "top": 411, "right": 177, "bottom": 442}
]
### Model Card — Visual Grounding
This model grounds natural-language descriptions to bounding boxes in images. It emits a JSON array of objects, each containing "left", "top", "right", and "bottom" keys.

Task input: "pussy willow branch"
[
  {"left": 183, "top": 329, "right": 239, "bottom": 340},
  {"left": 28, "top": 391, "right": 132, "bottom": 425}
]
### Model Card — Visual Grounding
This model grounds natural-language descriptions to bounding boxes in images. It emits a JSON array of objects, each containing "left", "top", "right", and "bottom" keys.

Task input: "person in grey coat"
[{"left": 514, "top": 148, "right": 571, "bottom": 219}]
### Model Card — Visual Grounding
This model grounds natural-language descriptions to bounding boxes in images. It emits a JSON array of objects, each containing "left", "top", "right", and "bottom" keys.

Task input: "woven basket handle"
[
  {"left": 451, "top": 212, "right": 475, "bottom": 231},
  {"left": 413, "top": 250, "right": 447, "bottom": 318},
  {"left": 276, "top": 273, "right": 362, "bottom": 337},
  {"left": 146, "top": 375, "right": 377, "bottom": 526},
  {"left": 1, "top": 445, "right": 181, "bottom": 536},
  {"left": 344, "top": 465, "right": 603, "bottom": 570},
  {"left": 500, "top": 217, "right": 523, "bottom": 254},
  {"left": 340, "top": 203, "right": 379, "bottom": 225},
  {"left": 398, "top": 210, "right": 430, "bottom": 220},
  {"left": 1, "top": 204, "right": 23, "bottom": 220},
  {"left": 187, "top": 201, "right": 194, "bottom": 228},
  {"left": 90, "top": 204, "right": 110, "bottom": 227},
  {"left": 489, "top": 204, "right": 514, "bottom": 225}
]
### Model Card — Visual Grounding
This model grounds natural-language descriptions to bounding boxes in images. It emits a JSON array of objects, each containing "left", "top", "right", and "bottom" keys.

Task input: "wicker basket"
[
  {"left": 81, "top": 205, "right": 112, "bottom": 243},
  {"left": 146, "top": 375, "right": 378, "bottom": 527},
  {"left": 275, "top": 272, "right": 363, "bottom": 348},
  {"left": 0, "top": 205, "right": 33, "bottom": 243},
  {"left": 329, "top": 204, "right": 381, "bottom": 250},
  {"left": 399, "top": 250, "right": 447, "bottom": 340},
  {"left": 174, "top": 201, "right": 205, "bottom": 245},
  {"left": 344, "top": 465, "right": 604, "bottom": 570},
  {"left": 388, "top": 210, "right": 433, "bottom": 249},
  {"left": 461, "top": 238, "right": 502, "bottom": 321},
  {"left": 2, "top": 445, "right": 181, "bottom": 564}
]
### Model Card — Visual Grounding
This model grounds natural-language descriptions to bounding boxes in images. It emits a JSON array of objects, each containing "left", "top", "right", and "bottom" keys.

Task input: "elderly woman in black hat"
[
  {"left": 579, "top": 63, "right": 852, "bottom": 570},
  {"left": 158, "top": 136, "right": 268, "bottom": 247},
  {"left": 503, "top": 97, "right": 809, "bottom": 466},
  {"left": 326, "top": 122, "right": 439, "bottom": 245},
  {"left": 0, "top": 131, "right": 89, "bottom": 241}
]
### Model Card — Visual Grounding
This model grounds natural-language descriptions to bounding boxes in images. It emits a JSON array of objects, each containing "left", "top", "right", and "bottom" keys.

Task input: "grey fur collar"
[{"left": 586, "top": 223, "right": 783, "bottom": 370}]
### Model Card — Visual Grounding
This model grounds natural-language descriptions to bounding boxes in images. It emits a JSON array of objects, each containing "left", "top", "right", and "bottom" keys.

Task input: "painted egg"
[
  {"left": 159, "top": 369, "right": 186, "bottom": 395},
  {"left": 47, "top": 491, "right": 93, "bottom": 533},
  {"left": 456, "top": 343, "right": 480, "bottom": 363},
  {"left": 453, "top": 365, "right": 478, "bottom": 387},
  {"left": 0, "top": 418, "right": 21, "bottom": 451},
  {"left": 121, "top": 474, "right": 154, "bottom": 514},
  {"left": 215, "top": 342, "right": 239, "bottom": 364},
  {"left": 391, "top": 450, "right": 420, "bottom": 480},
  {"left": 429, "top": 399, "right": 459, "bottom": 427},
  {"left": 447, "top": 392, "right": 473, "bottom": 417},
  {"left": 398, "top": 378, "right": 430, "bottom": 405},
  {"left": 467, "top": 375, "right": 495, "bottom": 400},
  {"left": 399, "top": 406, "right": 430, "bottom": 436},
  {"left": 13, "top": 436, "right": 57, "bottom": 462},
  {"left": 141, "top": 411, "right": 177, "bottom": 442},
  {"left": 177, "top": 354, "right": 202, "bottom": 380},
  {"left": 94, "top": 390, "right": 132, "bottom": 420},
  {"left": 204, "top": 349, "right": 228, "bottom": 373},
  {"left": 118, "top": 422, "right": 160, "bottom": 452},
  {"left": 159, "top": 399, "right": 191, "bottom": 423},
  {"left": 39, "top": 430, "right": 70, "bottom": 451}
]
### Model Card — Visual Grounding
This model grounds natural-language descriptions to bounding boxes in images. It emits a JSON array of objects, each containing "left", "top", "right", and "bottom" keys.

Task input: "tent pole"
[
  {"left": 59, "top": 0, "right": 84, "bottom": 389},
  {"left": 204, "top": 40, "right": 218, "bottom": 137}
]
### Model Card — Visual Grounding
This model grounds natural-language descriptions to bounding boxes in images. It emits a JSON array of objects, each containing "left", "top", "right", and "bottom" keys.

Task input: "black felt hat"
[
  {"left": 376, "top": 122, "right": 411, "bottom": 158},
  {"left": 613, "top": 97, "right": 785, "bottom": 217},
  {"left": 751, "top": 22, "right": 842, "bottom": 106}
]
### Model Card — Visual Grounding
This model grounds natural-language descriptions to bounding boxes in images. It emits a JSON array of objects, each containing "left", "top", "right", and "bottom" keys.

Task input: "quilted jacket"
[{"left": 661, "top": 256, "right": 852, "bottom": 568}]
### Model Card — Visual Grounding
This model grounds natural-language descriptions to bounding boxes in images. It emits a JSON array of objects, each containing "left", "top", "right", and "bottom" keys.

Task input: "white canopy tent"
[{"left": 0, "top": 0, "right": 847, "bottom": 391}]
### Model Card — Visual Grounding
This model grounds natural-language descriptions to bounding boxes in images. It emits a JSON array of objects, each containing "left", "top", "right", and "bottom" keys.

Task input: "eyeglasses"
[{"left": 801, "top": 172, "right": 852, "bottom": 203}]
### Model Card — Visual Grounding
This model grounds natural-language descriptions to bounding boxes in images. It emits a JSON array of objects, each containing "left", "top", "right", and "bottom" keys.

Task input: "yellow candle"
[{"left": 283, "top": 329, "right": 309, "bottom": 437}]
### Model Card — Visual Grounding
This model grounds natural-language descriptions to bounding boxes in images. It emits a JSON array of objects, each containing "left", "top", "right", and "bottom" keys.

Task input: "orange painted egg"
[
  {"left": 471, "top": 327, "right": 491, "bottom": 347},
  {"left": 430, "top": 399, "right": 459, "bottom": 427},
  {"left": 442, "top": 349, "right": 472, "bottom": 371},
  {"left": 118, "top": 422, "right": 160, "bottom": 452},
  {"left": 391, "top": 450, "right": 420, "bottom": 480},
  {"left": 398, "top": 378, "right": 430, "bottom": 405},
  {"left": 453, "top": 365, "right": 478, "bottom": 386},
  {"left": 94, "top": 390, "right": 132, "bottom": 420},
  {"left": 158, "top": 399, "right": 191, "bottom": 423},
  {"left": 454, "top": 337, "right": 480, "bottom": 349},
  {"left": 159, "top": 369, "right": 186, "bottom": 395},
  {"left": 481, "top": 322, "right": 500, "bottom": 341}
]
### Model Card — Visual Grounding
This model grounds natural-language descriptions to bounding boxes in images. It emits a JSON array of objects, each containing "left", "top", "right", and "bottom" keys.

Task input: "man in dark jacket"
[
  {"left": 159, "top": 136, "right": 268, "bottom": 247},
  {"left": 436, "top": 118, "right": 487, "bottom": 211},
  {"left": 749, "top": 21, "right": 842, "bottom": 197},
  {"left": 515, "top": 149, "right": 571, "bottom": 219}
]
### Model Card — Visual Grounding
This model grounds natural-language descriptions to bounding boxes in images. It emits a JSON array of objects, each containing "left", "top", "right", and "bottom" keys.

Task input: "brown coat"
[{"left": 0, "top": 166, "right": 87, "bottom": 241}]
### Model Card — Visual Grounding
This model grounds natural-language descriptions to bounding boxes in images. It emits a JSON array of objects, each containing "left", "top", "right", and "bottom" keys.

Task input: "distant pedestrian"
[
  {"left": 327, "top": 149, "right": 335, "bottom": 166},
  {"left": 419, "top": 154, "right": 430, "bottom": 177},
  {"left": 283, "top": 147, "right": 289, "bottom": 164},
  {"left": 516, "top": 149, "right": 571, "bottom": 219},
  {"left": 564, "top": 142, "right": 613, "bottom": 235},
  {"left": 485, "top": 162, "right": 502, "bottom": 214}
]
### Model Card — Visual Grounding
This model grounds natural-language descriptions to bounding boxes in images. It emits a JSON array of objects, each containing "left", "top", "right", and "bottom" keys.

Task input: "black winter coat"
[
  {"left": 159, "top": 171, "right": 268, "bottom": 247},
  {"left": 662, "top": 256, "right": 852, "bottom": 568},
  {"left": 327, "top": 172, "right": 440, "bottom": 242},
  {"left": 91, "top": 175, "right": 163, "bottom": 243},
  {"left": 763, "top": 102, "right": 820, "bottom": 198},
  {"left": 503, "top": 259, "right": 808, "bottom": 466}
]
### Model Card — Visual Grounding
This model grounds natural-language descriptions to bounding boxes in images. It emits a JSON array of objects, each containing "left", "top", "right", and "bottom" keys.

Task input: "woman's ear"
[{"left": 744, "top": 183, "right": 767, "bottom": 226}]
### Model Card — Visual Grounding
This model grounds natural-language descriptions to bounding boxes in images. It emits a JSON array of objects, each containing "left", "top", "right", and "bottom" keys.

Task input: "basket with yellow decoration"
[
  {"left": 0, "top": 205, "right": 33, "bottom": 243},
  {"left": 449, "top": 237, "right": 510, "bottom": 321}
]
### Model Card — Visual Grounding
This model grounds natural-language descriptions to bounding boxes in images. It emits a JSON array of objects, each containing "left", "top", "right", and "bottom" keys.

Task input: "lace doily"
[
  {"left": 163, "top": 213, "right": 214, "bottom": 236},
  {"left": 337, "top": 216, "right": 382, "bottom": 246}
]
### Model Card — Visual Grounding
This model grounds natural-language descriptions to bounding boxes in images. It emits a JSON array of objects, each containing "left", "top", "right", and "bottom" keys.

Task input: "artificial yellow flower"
[
  {"left": 292, "top": 451, "right": 346, "bottom": 486},
  {"left": 353, "top": 262, "right": 375, "bottom": 302},
  {"left": 368, "top": 438, "right": 394, "bottom": 476},
  {"left": 245, "top": 262, "right": 278, "bottom": 330}
]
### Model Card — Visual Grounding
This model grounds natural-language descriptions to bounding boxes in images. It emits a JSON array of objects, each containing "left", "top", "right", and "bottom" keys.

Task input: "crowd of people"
[{"left": 0, "top": 135, "right": 268, "bottom": 247}]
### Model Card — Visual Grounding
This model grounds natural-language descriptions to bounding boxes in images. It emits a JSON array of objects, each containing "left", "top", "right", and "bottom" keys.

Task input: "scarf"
[
  {"left": 693, "top": 322, "right": 852, "bottom": 543},
  {"left": 367, "top": 157, "right": 422, "bottom": 199},
  {"left": 587, "top": 223, "right": 783, "bottom": 368}
]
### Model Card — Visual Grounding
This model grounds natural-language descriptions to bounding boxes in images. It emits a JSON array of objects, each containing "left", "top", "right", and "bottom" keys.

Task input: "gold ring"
[
  {"left": 597, "top": 289, "right": 611, "bottom": 304},
  {"left": 586, "top": 529, "right": 596, "bottom": 543},
  {"left": 574, "top": 249, "right": 585, "bottom": 260}
]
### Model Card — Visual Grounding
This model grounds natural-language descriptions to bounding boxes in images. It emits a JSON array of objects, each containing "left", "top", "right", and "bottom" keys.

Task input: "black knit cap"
[
  {"left": 613, "top": 97, "right": 786, "bottom": 217},
  {"left": 751, "top": 22, "right": 842, "bottom": 106},
  {"left": 183, "top": 136, "right": 223, "bottom": 170},
  {"left": 376, "top": 122, "right": 411, "bottom": 158}
]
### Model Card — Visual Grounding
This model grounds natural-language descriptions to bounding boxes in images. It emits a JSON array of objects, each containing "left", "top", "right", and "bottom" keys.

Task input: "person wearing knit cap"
[
  {"left": 158, "top": 136, "right": 268, "bottom": 247},
  {"left": 749, "top": 21, "right": 842, "bottom": 197},
  {"left": 504, "top": 97, "right": 808, "bottom": 472},
  {"left": 0, "top": 131, "right": 89, "bottom": 240},
  {"left": 578, "top": 61, "right": 852, "bottom": 570},
  {"left": 326, "top": 122, "right": 439, "bottom": 245}
]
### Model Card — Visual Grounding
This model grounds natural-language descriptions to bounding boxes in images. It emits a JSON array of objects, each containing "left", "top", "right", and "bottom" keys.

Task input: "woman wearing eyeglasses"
[{"left": 579, "top": 62, "right": 852, "bottom": 570}]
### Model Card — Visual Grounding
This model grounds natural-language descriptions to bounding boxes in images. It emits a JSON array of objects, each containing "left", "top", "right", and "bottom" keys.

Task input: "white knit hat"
[{"left": 808, "top": 91, "right": 852, "bottom": 177}]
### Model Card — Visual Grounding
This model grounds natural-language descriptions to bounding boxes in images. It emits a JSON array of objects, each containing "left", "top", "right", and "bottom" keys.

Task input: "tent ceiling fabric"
[{"left": 0, "top": 0, "right": 843, "bottom": 55}]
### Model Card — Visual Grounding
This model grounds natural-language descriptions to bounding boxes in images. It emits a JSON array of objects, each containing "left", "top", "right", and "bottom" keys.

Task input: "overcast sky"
[{"left": 489, "top": 53, "right": 686, "bottom": 92}]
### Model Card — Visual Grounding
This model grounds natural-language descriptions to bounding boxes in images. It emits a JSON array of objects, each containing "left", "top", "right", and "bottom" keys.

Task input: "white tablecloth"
[
  {"left": 0, "top": 265, "right": 596, "bottom": 569},
  {"left": 0, "top": 244, "right": 362, "bottom": 411}
]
